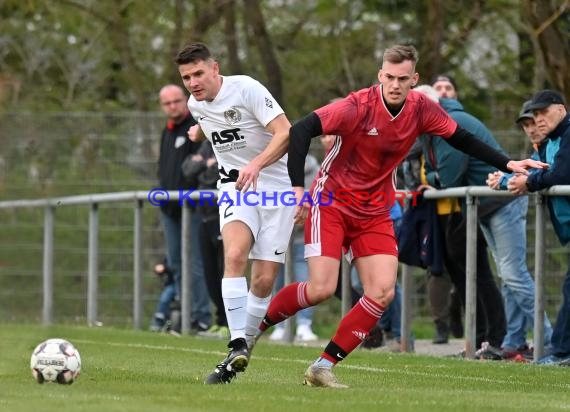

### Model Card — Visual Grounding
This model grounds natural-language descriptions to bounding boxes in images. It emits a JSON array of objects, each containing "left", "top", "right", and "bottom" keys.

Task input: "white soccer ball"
[{"left": 30, "top": 338, "right": 81, "bottom": 384}]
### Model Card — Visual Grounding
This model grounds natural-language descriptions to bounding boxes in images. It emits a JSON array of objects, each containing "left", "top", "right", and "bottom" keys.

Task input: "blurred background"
[{"left": 0, "top": 0, "right": 568, "bottom": 333}]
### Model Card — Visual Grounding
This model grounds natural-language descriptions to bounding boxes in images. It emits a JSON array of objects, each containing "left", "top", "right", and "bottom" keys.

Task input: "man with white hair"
[{"left": 507, "top": 89, "right": 570, "bottom": 365}]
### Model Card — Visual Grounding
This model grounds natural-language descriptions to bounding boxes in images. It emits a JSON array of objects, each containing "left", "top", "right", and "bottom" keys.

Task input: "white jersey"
[{"left": 187, "top": 75, "right": 290, "bottom": 191}]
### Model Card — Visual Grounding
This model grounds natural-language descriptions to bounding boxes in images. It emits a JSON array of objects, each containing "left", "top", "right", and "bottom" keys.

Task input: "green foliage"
[
  {"left": 1, "top": 0, "right": 563, "bottom": 126},
  {"left": 2, "top": 324, "right": 570, "bottom": 412}
]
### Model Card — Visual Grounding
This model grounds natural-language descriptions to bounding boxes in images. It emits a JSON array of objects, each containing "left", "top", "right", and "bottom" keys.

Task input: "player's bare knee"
[
  {"left": 249, "top": 273, "right": 274, "bottom": 297},
  {"left": 378, "top": 287, "right": 395, "bottom": 308},
  {"left": 307, "top": 283, "right": 335, "bottom": 304},
  {"left": 223, "top": 247, "right": 248, "bottom": 272},
  {"left": 367, "top": 287, "right": 394, "bottom": 308}
]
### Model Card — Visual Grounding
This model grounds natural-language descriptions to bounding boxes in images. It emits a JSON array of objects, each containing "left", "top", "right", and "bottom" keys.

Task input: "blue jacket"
[
  {"left": 525, "top": 114, "right": 570, "bottom": 244},
  {"left": 421, "top": 98, "right": 514, "bottom": 217}
]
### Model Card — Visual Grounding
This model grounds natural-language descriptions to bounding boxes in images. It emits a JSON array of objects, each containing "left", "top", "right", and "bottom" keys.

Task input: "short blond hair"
[{"left": 382, "top": 45, "right": 419, "bottom": 68}]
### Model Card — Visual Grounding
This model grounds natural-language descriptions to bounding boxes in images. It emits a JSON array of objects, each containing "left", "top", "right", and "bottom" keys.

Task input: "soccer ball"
[{"left": 30, "top": 338, "right": 81, "bottom": 384}]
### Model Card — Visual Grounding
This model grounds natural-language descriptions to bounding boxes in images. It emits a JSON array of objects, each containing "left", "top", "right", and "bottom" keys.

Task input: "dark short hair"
[
  {"left": 431, "top": 74, "right": 458, "bottom": 93},
  {"left": 175, "top": 42, "right": 213, "bottom": 65},
  {"left": 383, "top": 45, "right": 419, "bottom": 66}
]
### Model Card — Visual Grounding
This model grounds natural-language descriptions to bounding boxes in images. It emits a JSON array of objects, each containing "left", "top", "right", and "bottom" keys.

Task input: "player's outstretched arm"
[
  {"left": 288, "top": 112, "right": 323, "bottom": 189},
  {"left": 445, "top": 126, "right": 549, "bottom": 175}
]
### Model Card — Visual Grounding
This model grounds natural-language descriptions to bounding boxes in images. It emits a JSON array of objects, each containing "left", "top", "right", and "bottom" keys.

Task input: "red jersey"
[{"left": 311, "top": 85, "right": 457, "bottom": 217}]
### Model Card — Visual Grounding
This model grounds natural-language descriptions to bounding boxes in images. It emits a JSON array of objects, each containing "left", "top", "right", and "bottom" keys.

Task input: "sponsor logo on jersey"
[
  {"left": 211, "top": 128, "right": 244, "bottom": 145},
  {"left": 224, "top": 107, "right": 242, "bottom": 125},
  {"left": 265, "top": 97, "right": 273, "bottom": 108}
]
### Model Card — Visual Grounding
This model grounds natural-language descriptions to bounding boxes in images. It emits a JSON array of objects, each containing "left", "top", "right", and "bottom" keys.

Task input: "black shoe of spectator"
[{"left": 361, "top": 325, "right": 384, "bottom": 349}]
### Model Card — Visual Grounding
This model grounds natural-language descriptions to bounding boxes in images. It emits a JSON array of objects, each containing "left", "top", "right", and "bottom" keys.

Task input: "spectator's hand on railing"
[
  {"left": 486, "top": 171, "right": 503, "bottom": 190},
  {"left": 507, "top": 174, "right": 529, "bottom": 195},
  {"left": 507, "top": 159, "right": 548, "bottom": 175},
  {"left": 417, "top": 184, "right": 434, "bottom": 191}
]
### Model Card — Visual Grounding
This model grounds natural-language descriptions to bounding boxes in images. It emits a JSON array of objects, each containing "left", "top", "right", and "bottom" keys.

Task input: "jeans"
[
  {"left": 152, "top": 283, "right": 177, "bottom": 327},
  {"left": 551, "top": 252, "right": 570, "bottom": 356},
  {"left": 274, "top": 240, "right": 314, "bottom": 328},
  {"left": 479, "top": 196, "right": 553, "bottom": 349},
  {"left": 161, "top": 210, "right": 212, "bottom": 326}
]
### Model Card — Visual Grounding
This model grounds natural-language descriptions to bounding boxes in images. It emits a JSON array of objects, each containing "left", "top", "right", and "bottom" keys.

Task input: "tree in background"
[{"left": 0, "top": 0, "right": 568, "bottom": 125}]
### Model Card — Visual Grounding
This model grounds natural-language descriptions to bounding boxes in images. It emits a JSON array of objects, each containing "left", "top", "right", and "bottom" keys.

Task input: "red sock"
[
  {"left": 259, "top": 282, "right": 311, "bottom": 332},
  {"left": 321, "top": 295, "right": 385, "bottom": 364}
]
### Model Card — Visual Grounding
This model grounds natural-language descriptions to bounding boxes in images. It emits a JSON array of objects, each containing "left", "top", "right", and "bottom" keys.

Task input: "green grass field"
[{"left": 1, "top": 324, "right": 569, "bottom": 412}]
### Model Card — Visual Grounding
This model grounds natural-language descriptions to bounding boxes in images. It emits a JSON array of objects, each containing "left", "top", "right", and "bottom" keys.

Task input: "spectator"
[
  {"left": 399, "top": 132, "right": 458, "bottom": 344},
  {"left": 149, "top": 259, "right": 177, "bottom": 332},
  {"left": 505, "top": 90, "right": 570, "bottom": 365},
  {"left": 419, "top": 82, "right": 551, "bottom": 360},
  {"left": 157, "top": 84, "right": 211, "bottom": 334},
  {"left": 182, "top": 140, "right": 229, "bottom": 340}
]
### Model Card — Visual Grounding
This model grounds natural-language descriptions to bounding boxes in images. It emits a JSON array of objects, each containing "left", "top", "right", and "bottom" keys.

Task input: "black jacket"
[
  {"left": 181, "top": 141, "right": 219, "bottom": 221},
  {"left": 157, "top": 113, "right": 201, "bottom": 217},
  {"left": 397, "top": 196, "right": 444, "bottom": 274}
]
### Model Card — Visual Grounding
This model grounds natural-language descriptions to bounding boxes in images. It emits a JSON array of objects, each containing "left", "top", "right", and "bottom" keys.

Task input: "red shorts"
[{"left": 304, "top": 204, "right": 398, "bottom": 261}]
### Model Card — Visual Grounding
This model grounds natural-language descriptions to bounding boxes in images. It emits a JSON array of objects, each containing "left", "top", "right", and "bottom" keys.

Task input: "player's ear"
[{"left": 412, "top": 72, "right": 419, "bottom": 86}]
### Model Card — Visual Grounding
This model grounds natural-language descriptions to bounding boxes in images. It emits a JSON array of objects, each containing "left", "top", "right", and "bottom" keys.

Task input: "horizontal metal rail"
[{"left": 1, "top": 185, "right": 569, "bottom": 358}]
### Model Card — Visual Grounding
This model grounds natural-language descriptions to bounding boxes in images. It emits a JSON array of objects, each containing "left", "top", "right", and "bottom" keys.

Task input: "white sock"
[
  {"left": 222, "top": 277, "right": 248, "bottom": 341},
  {"left": 245, "top": 291, "right": 271, "bottom": 348}
]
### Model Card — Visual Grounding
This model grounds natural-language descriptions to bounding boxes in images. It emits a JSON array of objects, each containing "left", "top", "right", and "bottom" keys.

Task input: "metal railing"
[{"left": 1, "top": 186, "right": 569, "bottom": 358}]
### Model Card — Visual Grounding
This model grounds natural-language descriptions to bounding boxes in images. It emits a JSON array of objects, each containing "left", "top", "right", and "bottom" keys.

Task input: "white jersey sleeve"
[{"left": 187, "top": 75, "right": 291, "bottom": 191}]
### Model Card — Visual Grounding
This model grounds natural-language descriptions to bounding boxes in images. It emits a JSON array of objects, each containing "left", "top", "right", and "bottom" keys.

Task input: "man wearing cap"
[
  {"left": 507, "top": 90, "right": 570, "bottom": 366},
  {"left": 488, "top": 100, "right": 549, "bottom": 189},
  {"left": 422, "top": 81, "right": 546, "bottom": 361}
]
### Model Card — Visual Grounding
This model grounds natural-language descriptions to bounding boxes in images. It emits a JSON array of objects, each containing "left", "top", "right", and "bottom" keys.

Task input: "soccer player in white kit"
[{"left": 176, "top": 43, "right": 295, "bottom": 384}]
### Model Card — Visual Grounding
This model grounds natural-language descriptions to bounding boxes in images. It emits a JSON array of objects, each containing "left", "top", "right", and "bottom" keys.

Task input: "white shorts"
[{"left": 218, "top": 186, "right": 295, "bottom": 263}]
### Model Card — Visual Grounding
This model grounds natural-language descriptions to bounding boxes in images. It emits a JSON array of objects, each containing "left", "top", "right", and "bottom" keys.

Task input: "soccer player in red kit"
[{"left": 255, "top": 44, "right": 547, "bottom": 388}]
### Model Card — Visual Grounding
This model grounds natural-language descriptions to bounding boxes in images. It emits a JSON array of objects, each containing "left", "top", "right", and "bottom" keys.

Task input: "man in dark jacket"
[
  {"left": 418, "top": 83, "right": 506, "bottom": 353},
  {"left": 420, "top": 82, "right": 551, "bottom": 360},
  {"left": 156, "top": 84, "right": 211, "bottom": 333},
  {"left": 507, "top": 90, "right": 570, "bottom": 365}
]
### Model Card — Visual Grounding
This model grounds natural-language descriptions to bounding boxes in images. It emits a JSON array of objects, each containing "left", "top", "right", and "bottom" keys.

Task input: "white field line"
[{"left": 74, "top": 339, "right": 570, "bottom": 390}]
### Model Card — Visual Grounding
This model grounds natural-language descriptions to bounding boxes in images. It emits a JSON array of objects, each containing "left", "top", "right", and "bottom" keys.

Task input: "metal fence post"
[
  {"left": 534, "top": 193, "right": 546, "bottom": 360},
  {"left": 181, "top": 202, "right": 192, "bottom": 335},
  {"left": 341, "top": 259, "right": 351, "bottom": 317},
  {"left": 42, "top": 205, "right": 55, "bottom": 326},
  {"left": 401, "top": 263, "right": 413, "bottom": 352},
  {"left": 283, "top": 237, "right": 294, "bottom": 343},
  {"left": 133, "top": 199, "right": 143, "bottom": 330},
  {"left": 464, "top": 194, "right": 478, "bottom": 358},
  {"left": 87, "top": 203, "right": 99, "bottom": 326}
]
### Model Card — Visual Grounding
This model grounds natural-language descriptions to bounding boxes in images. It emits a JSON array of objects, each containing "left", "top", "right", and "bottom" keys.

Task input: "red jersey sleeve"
[
  {"left": 420, "top": 98, "right": 458, "bottom": 138},
  {"left": 314, "top": 97, "right": 358, "bottom": 137}
]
